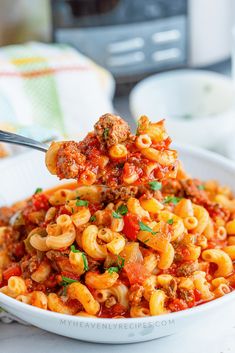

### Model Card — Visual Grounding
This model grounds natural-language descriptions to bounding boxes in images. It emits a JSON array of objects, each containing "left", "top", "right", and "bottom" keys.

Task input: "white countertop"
[{"left": 1, "top": 303, "right": 235, "bottom": 353}]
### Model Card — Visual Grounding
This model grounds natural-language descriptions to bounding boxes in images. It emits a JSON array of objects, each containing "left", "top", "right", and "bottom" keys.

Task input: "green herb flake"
[
  {"left": 103, "top": 128, "right": 109, "bottom": 140},
  {"left": 149, "top": 181, "right": 162, "bottom": 191},
  {"left": 61, "top": 276, "right": 78, "bottom": 286},
  {"left": 34, "top": 187, "right": 43, "bottom": 194},
  {"left": 81, "top": 253, "right": 89, "bottom": 271},
  {"left": 197, "top": 185, "right": 205, "bottom": 190},
  {"left": 70, "top": 245, "right": 89, "bottom": 271},
  {"left": 76, "top": 199, "right": 89, "bottom": 207},
  {"left": 139, "top": 221, "right": 156, "bottom": 235},
  {"left": 112, "top": 211, "right": 122, "bottom": 219},
  {"left": 117, "top": 255, "right": 125, "bottom": 269},
  {"left": 163, "top": 196, "right": 182, "bottom": 205},
  {"left": 70, "top": 245, "right": 79, "bottom": 253},
  {"left": 90, "top": 215, "right": 96, "bottom": 222},
  {"left": 108, "top": 266, "right": 119, "bottom": 274},
  {"left": 116, "top": 204, "right": 128, "bottom": 216},
  {"left": 143, "top": 238, "right": 150, "bottom": 243},
  {"left": 167, "top": 219, "right": 174, "bottom": 225}
]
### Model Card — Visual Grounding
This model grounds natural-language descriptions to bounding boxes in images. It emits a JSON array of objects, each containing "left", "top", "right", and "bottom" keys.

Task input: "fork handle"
[{"left": 0, "top": 130, "right": 48, "bottom": 152}]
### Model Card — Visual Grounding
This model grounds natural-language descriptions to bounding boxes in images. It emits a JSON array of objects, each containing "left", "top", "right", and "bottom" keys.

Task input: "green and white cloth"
[{"left": 0, "top": 42, "right": 114, "bottom": 140}]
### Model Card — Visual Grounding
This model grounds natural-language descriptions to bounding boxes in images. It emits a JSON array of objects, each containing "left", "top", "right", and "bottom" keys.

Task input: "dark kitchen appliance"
[{"left": 51, "top": 0, "right": 188, "bottom": 84}]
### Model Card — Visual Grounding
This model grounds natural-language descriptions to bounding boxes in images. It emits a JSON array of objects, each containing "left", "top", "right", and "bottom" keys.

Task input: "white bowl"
[
  {"left": 0, "top": 146, "right": 235, "bottom": 343},
  {"left": 130, "top": 70, "right": 235, "bottom": 149}
]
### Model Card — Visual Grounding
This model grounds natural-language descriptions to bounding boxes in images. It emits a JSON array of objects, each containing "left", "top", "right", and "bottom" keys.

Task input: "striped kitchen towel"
[{"left": 0, "top": 42, "right": 114, "bottom": 139}]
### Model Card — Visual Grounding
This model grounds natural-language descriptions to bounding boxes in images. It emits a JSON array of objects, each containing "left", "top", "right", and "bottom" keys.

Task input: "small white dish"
[
  {"left": 0, "top": 145, "right": 235, "bottom": 343},
  {"left": 130, "top": 70, "right": 235, "bottom": 148}
]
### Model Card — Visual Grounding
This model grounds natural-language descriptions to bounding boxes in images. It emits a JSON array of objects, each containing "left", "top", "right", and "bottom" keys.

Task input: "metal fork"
[{"left": 0, "top": 130, "right": 48, "bottom": 152}]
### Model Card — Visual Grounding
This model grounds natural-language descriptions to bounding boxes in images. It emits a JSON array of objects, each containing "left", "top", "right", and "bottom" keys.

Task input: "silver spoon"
[{"left": 0, "top": 130, "right": 48, "bottom": 152}]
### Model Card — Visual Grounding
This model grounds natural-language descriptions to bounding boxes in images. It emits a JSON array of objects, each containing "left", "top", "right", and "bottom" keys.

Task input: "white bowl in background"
[
  {"left": 130, "top": 70, "right": 235, "bottom": 149},
  {"left": 0, "top": 146, "right": 235, "bottom": 343}
]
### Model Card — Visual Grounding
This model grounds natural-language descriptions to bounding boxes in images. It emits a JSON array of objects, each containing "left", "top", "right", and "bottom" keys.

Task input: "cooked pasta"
[
  {"left": 45, "top": 114, "right": 178, "bottom": 187},
  {"left": 0, "top": 114, "right": 235, "bottom": 319}
]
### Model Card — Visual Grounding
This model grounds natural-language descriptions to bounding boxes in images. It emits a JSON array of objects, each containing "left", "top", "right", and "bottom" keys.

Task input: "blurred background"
[{"left": 0, "top": 0, "right": 235, "bottom": 158}]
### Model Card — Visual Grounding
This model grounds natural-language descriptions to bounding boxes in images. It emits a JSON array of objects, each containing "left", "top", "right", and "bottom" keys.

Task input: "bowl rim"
[
  {"left": 129, "top": 69, "right": 235, "bottom": 122},
  {"left": 0, "top": 143, "right": 235, "bottom": 324},
  {"left": 1, "top": 282, "right": 235, "bottom": 324}
]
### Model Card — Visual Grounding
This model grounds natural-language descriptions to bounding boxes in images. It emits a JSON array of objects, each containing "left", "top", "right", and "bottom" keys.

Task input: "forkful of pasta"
[
  {"left": 0, "top": 114, "right": 178, "bottom": 187},
  {"left": 45, "top": 114, "right": 178, "bottom": 187}
]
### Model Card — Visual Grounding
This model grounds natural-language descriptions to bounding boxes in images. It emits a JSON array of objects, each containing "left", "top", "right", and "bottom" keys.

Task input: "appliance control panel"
[{"left": 56, "top": 16, "right": 187, "bottom": 78}]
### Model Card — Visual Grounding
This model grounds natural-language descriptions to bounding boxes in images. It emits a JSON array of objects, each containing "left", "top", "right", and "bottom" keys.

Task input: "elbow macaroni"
[
  {"left": 67, "top": 282, "right": 100, "bottom": 315},
  {"left": 149, "top": 290, "right": 168, "bottom": 316},
  {"left": 202, "top": 249, "right": 233, "bottom": 277},
  {"left": 2, "top": 144, "right": 235, "bottom": 319}
]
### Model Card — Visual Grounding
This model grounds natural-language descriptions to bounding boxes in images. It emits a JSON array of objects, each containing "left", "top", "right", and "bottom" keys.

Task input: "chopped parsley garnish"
[
  {"left": 117, "top": 255, "right": 125, "bottom": 269},
  {"left": 144, "top": 238, "right": 150, "bottom": 243},
  {"left": 70, "top": 245, "right": 79, "bottom": 253},
  {"left": 112, "top": 204, "right": 128, "bottom": 218},
  {"left": 61, "top": 276, "right": 78, "bottom": 286},
  {"left": 90, "top": 215, "right": 96, "bottom": 222},
  {"left": 107, "top": 266, "right": 119, "bottom": 274},
  {"left": 34, "top": 187, "right": 43, "bottom": 194},
  {"left": 139, "top": 221, "right": 157, "bottom": 234},
  {"left": 116, "top": 204, "right": 128, "bottom": 216},
  {"left": 81, "top": 253, "right": 89, "bottom": 271},
  {"left": 107, "top": 256, "right": 125, "bottom": 274},
  {"left": 112, "top": 211, "right": 122, "bottom": 219},
  {"left": 149, "top": 181, "right": 162, "bottom": 191},
  {"left": 70, "top": 245, "right": 89, "bottom": 271},
  {"left": 76, "top": 199, "right": 89, "bottom": 207},
  {"left": 167, "top": 219, "right": 174, "bottom": 225},
  {"left": 197, "top": 185, "right": 205, "bottom": 190},
  {"left": 163, "top": 196, "right": 181, "bottom": 205},
  {"left": 103, "top": 128, "right": 109, "bottom": 140}
]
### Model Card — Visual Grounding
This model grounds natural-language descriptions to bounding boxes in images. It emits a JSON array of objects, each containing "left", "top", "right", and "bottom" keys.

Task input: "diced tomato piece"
[
  {"left": 32, "top": 193, "right": 49, "bottom": 211},
  {"left": 194, "top": 289, "right": 202, "bottom": 302},
  {"left": 124, "top": 262, "right": 148, "bottom": 285},
  {"left": 3, "top": 264, "right": 22, "bottom": 281},
  {"left": 123, "top": 213, "right": 140, "bottom": 241},
  {"left": 169, "top": 298, "right": 188, "bottom": 312}
]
